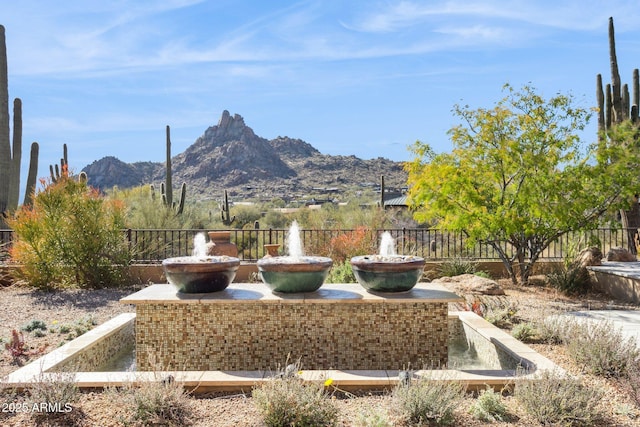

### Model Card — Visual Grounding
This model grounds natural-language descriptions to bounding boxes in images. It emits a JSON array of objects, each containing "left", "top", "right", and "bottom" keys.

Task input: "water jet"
[
  {"left": 257, "top": 221, "right": 332, "bottom": 293},
  {"left": 351, "top": 232, "right": 425, "bottom": 292}
]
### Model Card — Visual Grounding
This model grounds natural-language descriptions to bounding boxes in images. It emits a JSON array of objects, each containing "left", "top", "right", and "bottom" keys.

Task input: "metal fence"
[{"left": 0, "top": 227, "right": 634, "bottom": 264}]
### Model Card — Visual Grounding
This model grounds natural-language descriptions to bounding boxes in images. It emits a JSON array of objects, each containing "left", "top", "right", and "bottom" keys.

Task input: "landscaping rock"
[
  {"left": 577, "top": 247, "right": 603, "bottom": 267},
  {"left": 433, "top": 274, "right": 505, "bottom": 295},
  {"left": 606, "top": 247, "right": 637, "bottom": 262}
]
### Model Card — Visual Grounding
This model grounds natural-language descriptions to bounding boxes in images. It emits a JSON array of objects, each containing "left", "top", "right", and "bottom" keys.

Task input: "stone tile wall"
[
  {"left": 53, "top": 320, "right": 135, "bottom": 372},
  {"left": 451, "top": 316, "right": 519, "bottom": 370},
  {"left": 136, "top": 302, "right": 450, "bottom": 371}
]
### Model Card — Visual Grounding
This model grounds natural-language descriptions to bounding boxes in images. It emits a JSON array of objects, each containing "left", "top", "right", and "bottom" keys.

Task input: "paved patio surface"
[{"left": 564, "top": 310, "right": 640, "bottom": 346}]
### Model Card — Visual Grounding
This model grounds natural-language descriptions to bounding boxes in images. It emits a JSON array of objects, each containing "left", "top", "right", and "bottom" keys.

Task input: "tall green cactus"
[
  {"left": 150, "top": 125, "right": 186, "bottom": 215},
  {"left": 50, "top": 143, "right": 68, "bottom": 183},
  {"left": 597, "top": 17, "right": 640, "bottom": 139},
  {"left": 0, "top": 24, "right": 38, "bottom": 225},
  {"left": 22, "top": 142, "right": 38, "bottom": 207},
  {"left": 221, "top": 189, "right": 235, "bottom": 226},
  {"left": 596, "top": 17, "right": 640, "bottom": 253},
  {"left": 164, "top": 125, "right": 173, "bottom": 208},
  {"left": 49, "top": 143, "right": 87, "bottom": 184}
]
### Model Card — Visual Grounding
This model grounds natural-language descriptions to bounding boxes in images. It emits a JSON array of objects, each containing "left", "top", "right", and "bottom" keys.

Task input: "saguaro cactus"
[
  {"left": 150, "top": 125, "right": 186, "bottom": 215},
  {"left": 48, "top": 143, "right": 87, "bottom": 184},
  {"left": 221, "top": 189, "right": 235, "bottom": 226},
  {"left": 597, "top": 17, "right": 640, "bottom": 138},
  {"left": 50, "top": 143, "right": 68, "bottom": 183},
  {"left": 0, "top": 25, "right": 38, "bottom": 223},
  {"left": 596, "top": 17, "right": 640, "bottom": 253}
]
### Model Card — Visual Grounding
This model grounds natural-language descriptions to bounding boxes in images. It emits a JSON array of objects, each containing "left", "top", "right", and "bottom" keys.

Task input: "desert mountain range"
[{"left": 81, "top": 110, "right": 408, "bottom": 202}]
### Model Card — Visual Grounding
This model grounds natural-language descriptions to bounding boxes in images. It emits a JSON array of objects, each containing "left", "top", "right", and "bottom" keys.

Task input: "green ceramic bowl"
[
  {"left": 163, "top": 256, "right": 240, "bottom": 293},
  {"left": 257, "top": 256, "right": 333, "bottom": 293},
  {"left": 350, "top": 255, "right": 425, "bottom": 293}
]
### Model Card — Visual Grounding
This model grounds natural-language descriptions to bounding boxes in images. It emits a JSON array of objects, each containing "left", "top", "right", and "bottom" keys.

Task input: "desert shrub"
[
  {"left": 108, "top": 184, "right": 209, "bottom": 229},
  {"left": 534, "top": 313, "right": 580, "bottom": 345},
  {"left": 9, "top": 172, "right": 132, "bottom": 289},
  {"left": 515, "top": 369, "right": 602, "bottom": 426},
  {"left": 511, "top": 322, "right": 537, "bottom": 342},
  {"left": 262, "top": 210, "right": 288, "bottom": 229},
  {"left": 328, "top": 226, "right": 377, "bottom": 263},
  {"left": 355, "top": 405, "right": 392, "bottom": 427},
  {"left": 469, "top": 386, "right": 508, "bottom": 422},
  {"left": 28, "top": 370, "right": 80, "bottom": 424},
  {"left": 72, "top": 316, "right": 97, "bottom": 338},
  {"left": 437, "top": 258, "right": 478, "bottom": 277},
  {"left": 565, "top": 320, "right": 640, "bottom": 378},
  {"left": 231, "top": 204, "right": 262, "bottom": 228},
  {"left": 546, "top": 262, "right": 591, "bottom": 294},
  {"left": 623, "top": 358, "right": 640, "bottom": 407},
  {"left": 458, "top": 296, "right": 519, "bottom": 328},
  {"left": 58, "top": 325, "right": 72, "bottom": 335},
  {"left": 534, "top": 312, "right": 639, "bottom": 380},
  {"left": 21, "top": 320, "right": 47, "bottom": 333},
  {"left": 473, "top": 270, "right": 491, "bottom": 278},
  {"left": 113, "top": 375, "right": 193, "bottom": 426},
  {"left": 252, "top": 365, "right": 338, "bottom": 427},
  {"left": 326, "top": 260, "right": 356, "bottom": 283},
  {"left": 0, "top": 379, "right": 19, "bottom": 422},
  {"left": 392, "top": 371, "right": 466, "bottom": 425},
  {"left": 5, "top": 329, "right": 47, "bottom": 365}
]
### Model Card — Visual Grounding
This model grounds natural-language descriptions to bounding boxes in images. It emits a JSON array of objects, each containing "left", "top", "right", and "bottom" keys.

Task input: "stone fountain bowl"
[
  {"left": 350, "top": 255, "right": 425, "bottom": 292},
  {"left": 257, "top": 256, "right": 333, "bottom": 293},
  {"left": 162, "top": 256, "right": 240, "bottom": 293}
]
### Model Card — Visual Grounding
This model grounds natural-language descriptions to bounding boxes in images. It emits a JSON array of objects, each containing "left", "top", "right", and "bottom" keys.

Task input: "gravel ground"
[{"left": 1, "top": 280, "right": 640, "bottom": 426}]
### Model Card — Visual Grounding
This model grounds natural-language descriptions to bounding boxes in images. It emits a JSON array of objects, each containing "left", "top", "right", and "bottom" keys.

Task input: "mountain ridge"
[{"left": 82, "top": 110, "right": 408, "bottom": 201}]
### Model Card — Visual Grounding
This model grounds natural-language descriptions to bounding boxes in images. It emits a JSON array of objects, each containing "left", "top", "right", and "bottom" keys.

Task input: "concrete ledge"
[{"left": 588, "top": 262, "right": 640, "bottom": 303}]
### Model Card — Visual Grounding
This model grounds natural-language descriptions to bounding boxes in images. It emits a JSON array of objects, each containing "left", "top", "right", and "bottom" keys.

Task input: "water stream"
[
  {"left": 379, "top": 231, "right": 397, "bottom": 256},
  {"left": 192, "top": 232, "right": 208, "bottom": 257},
  {"left": 287, "top": 221, "right": 304, "bottom": 258}
]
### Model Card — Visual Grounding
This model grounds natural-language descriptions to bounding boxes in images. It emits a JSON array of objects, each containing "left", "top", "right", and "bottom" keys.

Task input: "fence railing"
[{"left": 1, "top": 227, "right": 634, "bottom": 264}]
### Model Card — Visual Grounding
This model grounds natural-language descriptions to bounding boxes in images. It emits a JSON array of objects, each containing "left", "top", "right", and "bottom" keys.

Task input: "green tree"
[
  {"left": 406, "top": 84, "right": 640, "bottom": 285},
  {"left": 8, "top": 171, "right": 132, "bottom": 289}
]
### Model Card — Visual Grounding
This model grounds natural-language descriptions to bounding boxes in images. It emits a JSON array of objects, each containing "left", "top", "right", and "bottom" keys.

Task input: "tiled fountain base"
[{"left": 121, "top": 283, "right": 463, "bottom": 371}]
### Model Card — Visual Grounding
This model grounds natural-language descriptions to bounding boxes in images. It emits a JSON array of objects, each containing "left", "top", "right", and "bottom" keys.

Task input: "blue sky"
[{"left": 3, "top": 0, "right": 640, "bottom": 189}]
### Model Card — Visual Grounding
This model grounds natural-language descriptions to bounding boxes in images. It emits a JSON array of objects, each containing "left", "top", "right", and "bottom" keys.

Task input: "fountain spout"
[
  {"left": 286, "top": 220, "right": 304, "bottom": 258},
  {"left": 379, "top": 232, "right": 397, "bottom": 256},
  {"left": 256, "top": 221, "right": 332, "bottom": 293},
  {"left": 192, "top": 233, "right": 209, "bottom": 257}
]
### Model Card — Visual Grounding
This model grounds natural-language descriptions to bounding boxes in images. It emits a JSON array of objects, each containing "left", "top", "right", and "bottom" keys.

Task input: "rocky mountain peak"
[
  {"left": 199, "top": 110, "right": 255, "bottom": 144},
  {"left": 81, "top": 110, "right": 407, "bottom": 200}
]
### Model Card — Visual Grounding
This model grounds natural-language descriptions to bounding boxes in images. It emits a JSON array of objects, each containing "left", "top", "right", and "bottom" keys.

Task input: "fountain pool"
[{"left": 5, "top": 307, "right": 561, "bottom": 393}]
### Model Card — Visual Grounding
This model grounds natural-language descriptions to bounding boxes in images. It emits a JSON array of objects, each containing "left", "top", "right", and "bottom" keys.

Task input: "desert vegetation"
[{"left": 3, "top": 287, "right": 640, "bottom": 427}]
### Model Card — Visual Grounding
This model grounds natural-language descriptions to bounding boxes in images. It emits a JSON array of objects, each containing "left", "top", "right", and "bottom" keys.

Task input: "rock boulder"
[
  {"left": 606, "top": 247, "right": 637, "bottom": 262},
  {"left": 433, "top": 274, "right": 505, "bottom": 295},
  {"left": 577, "top": 247, "right": 603, "bottom": 267}
]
